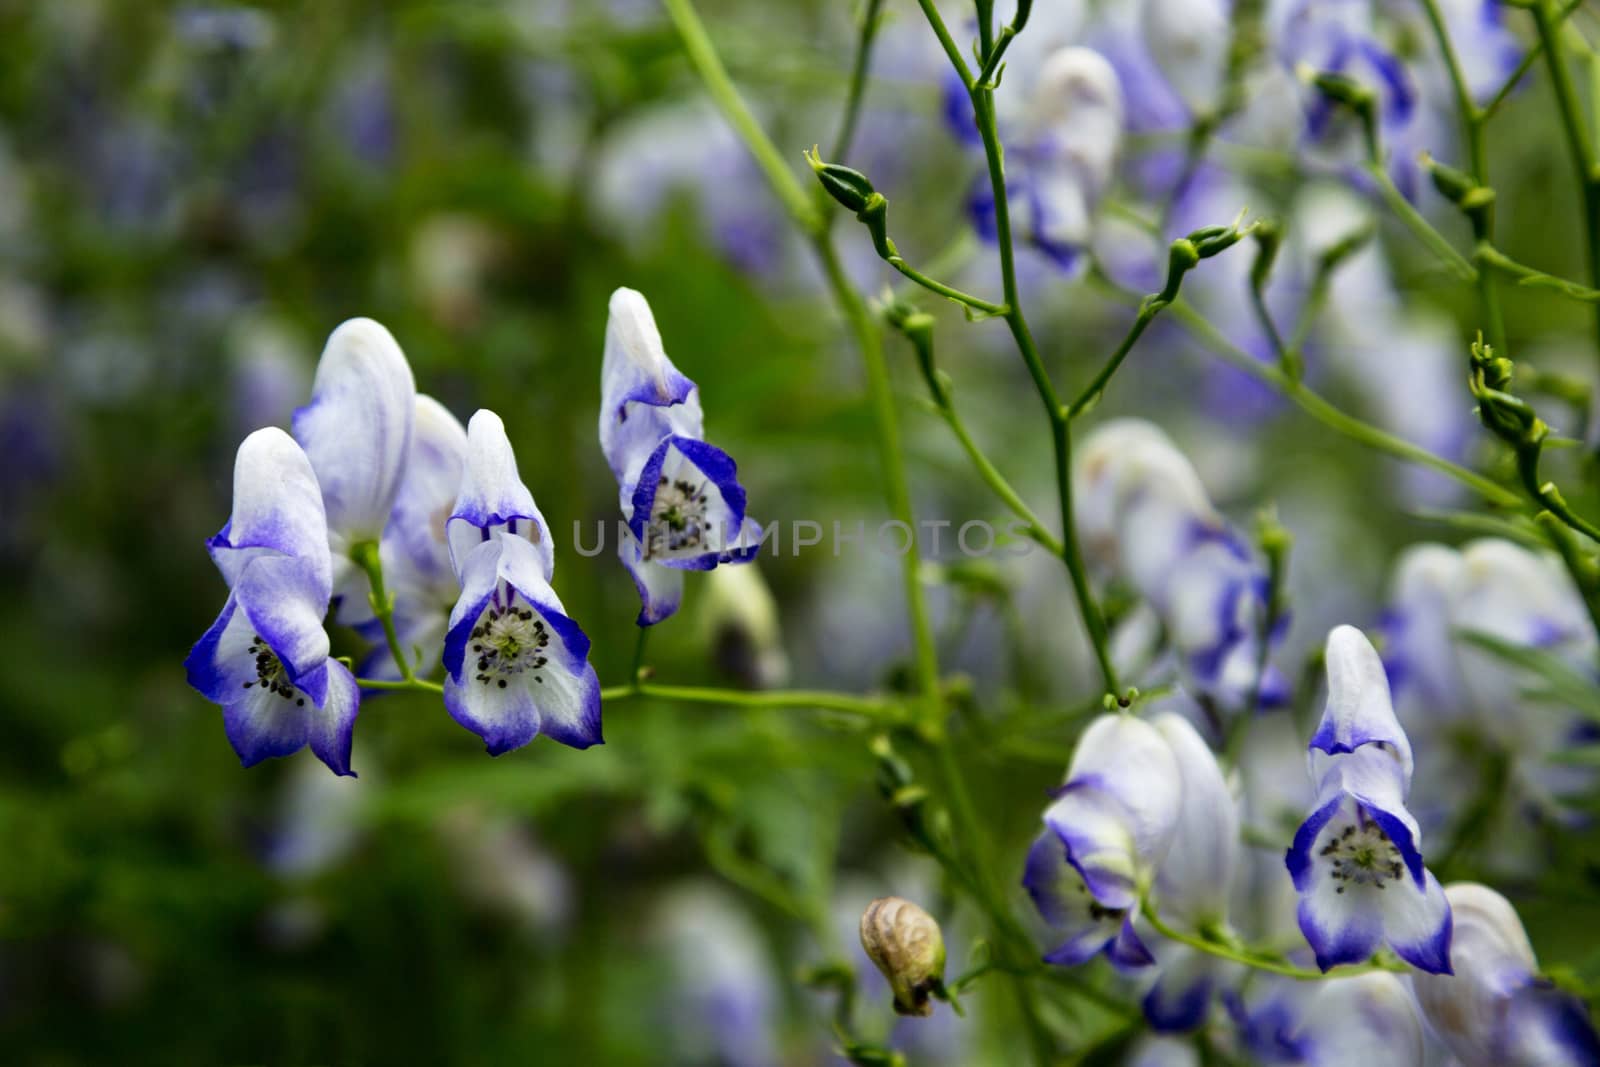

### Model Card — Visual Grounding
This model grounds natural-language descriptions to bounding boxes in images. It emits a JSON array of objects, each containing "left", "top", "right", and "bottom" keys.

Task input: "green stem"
[
  {"left": 1420, "top": 0, "right": 1508, "bottom": 354},
  {"left": 1140, "top": 894, "right": 1408, "bottom": 981},
  {"left": 1531, "top": 0, "right": 1600, "bottom": 357},
  {"left": 827, "top": 0, "right": 884, "bottom": 163},
  {"left": 953, "top": 20, "right": 1120, "bottom": 697},
  {"left": 1157, "top": 296, "right": 1524, "bottom": 509},
  {"left": 932, "top": 402, "right": 1063, "bottom": 555},
  {"left": 1479, "top": 0, "right": 1586, "bottom": 123},
  {"left": 887, "top": 256, "right": 1009, "bottom": 315},
  {"left": 630, "top": 626, "right": 651, "bottom": 689},
  {"left": 1067, "top": 295, "right": 1174, "bottom": 417},
  {"left": 602, "top": 681, "right": 907, "bottom": 721},
  {"left": 1476, "top": 242, "right": 1600, "bottom": 302},
  {"left": 352, "top": 540, "right": 415, "bottom": 683},
  {"left": 660, "top": 0, "right": 821, "bottom": 235},
  {"left": 1365, "top": 163, "right": 1478, "bottom": 281},
  {"left": 663, "top": 0, "right": 942, "bottom": 733}
]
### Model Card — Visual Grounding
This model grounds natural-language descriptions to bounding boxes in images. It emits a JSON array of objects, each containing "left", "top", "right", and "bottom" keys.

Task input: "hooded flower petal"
[
  {"left": 1061, "top": 713, "right": 1183, "bottom": 865},
  {"left": 442, "top": 537, "right": 601, "bottom": 755},
  {"left": 1024, "top": 830, "right": 1149, "bottom": 968},
  {"left": 291, "top": 317, "right": 416, "bottom": 546},
  {"left": 1310, "top": 625, "right": 1413, "bottom": 782},
  {"left": 205, "top": 427, "right": 331, "bottom": 587},
  {"left": 599, "top": 286, "right": 702, "bottom": 486},
  {"left": 446, "top": 408, "right": 553, "bottom": 580},
  {"left": 1294, "top": 972, "right": 1426, "bottom": 1067}
]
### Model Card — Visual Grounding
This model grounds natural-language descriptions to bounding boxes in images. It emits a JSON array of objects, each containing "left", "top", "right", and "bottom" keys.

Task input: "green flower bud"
[
  {"left": 804, "top": 146, "right": 876, "bottom": 214},
  {"left": 859, "top": 896, "right": 948, "bottom": 1017},
  {"left": 1422, "top": 152, "right": 1479, "bottom": 206},
  {"left": 1250, "top": 219, "right": 1283, "bottom": 290}
]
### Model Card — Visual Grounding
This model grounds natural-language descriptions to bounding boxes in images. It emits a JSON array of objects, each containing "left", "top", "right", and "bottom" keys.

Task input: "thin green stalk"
[
  {"left": 1531, "top": 0, "right": 1600, "bottom": 355},
  {"left": 1480, "top": 0, "right": 1586, "bottom": 122},
  {"left": 661, "top": 0, "right": 821, "bottom": 235},
  {"left": 1140, "top": 894, "right": 1408, "bottom": 981},
  {"left": 887, "top": 256, "right": 1009, "bottom": 315},
  {"left": 663, "top": 0, "right": 942, "bottom": 732},
  {"left": 827, "top": 0, "right": 884, "bottom": 163},
  {"left": 1476, "top": 243, "right": 1600, "bottom": 301},
  {"left": 1067, "top": 297, "right": 1172, "bottom": 417},
  {"left": 933, "top": 402, "right": 1063, "bottom": 555},
  {"left": 1365, "top": 163, "right": 1479, "bottom": 281},
  {"left": 352, "top": 540, "right": 415, "bottom": 683},
  {"left": 952, "top": 18, "right": 1120, "bottom": 697},
  {"left": 1157, "top": 297, "right": 1524, "bottom": 509},
  {"left": 1420, "top": 0, "right": 1508, "bottom": 355},
  {"left": 601, "top": 681, "right": 906, "bottom": 721}
]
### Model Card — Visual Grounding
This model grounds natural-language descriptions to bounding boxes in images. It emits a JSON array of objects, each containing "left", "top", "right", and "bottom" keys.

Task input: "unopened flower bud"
[
  {"left": 698, "top": 562, "right": 789, "bottom": 689},
  {"left": 859, "top": 896, "right": 947, "bottom": 1017},
  {"left": 1250, "top": 218, "right": 1283, "bottom": 291},
  {"left": 804, "top": 147, "right": 876, "bottom": 214}
]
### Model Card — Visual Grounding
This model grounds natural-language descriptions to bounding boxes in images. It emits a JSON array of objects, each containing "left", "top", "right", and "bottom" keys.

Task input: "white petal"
[
  {"left": 446, "top": 409, "right": 552, "bottom": 580},
  {"left": 1311, "top": 625, "right": 1413, "bottom": 784},
  {"left": 209, "top": 427, "right": 331, "bottom": 588},
  {"left": 1064, "top": 713, "right": 1183, "bottom": 868},
  {"left": 292, "top": 317, "right": 416, "bottom": 544},
  {"left": 1152, "top": 712, "right": 1239, "bottom": 926}
]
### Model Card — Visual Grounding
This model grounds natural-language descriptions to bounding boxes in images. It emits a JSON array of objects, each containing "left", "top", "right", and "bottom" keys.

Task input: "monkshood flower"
[
  {"left": 442, "top": 411, "right": 598, "bottom": 755},
  {"left": 357, "top": 396, "right": 468, "bottom": 680},
  {"left": 1227, "top": 971, "right": 1425, "bottom": 1065},
  {"left": 185, "top": 428, "right": 361, "bottom": 776},
  {"left": 599, "top": 287, "right": 760, "bottom": 626},
  {"left": 1383, "top": 539, "right": 1599, "bottom": 868},
  {"left": 969, "top": 47, "right": 1124, "bottom": 273},
  {"left": 1024, "top": 713, "right": 1181, "bottom": 968},
  {"left": 1141, "top": 711, "right": 1240, "bottom": 1032},
  {"left": 291, "top": 317, "right": 416, "bottom": 622},
  {"left": 1075, "top": 418, "right": 1285, "bottom": 712},
  {"left": 1286, "top": 625, "right": 1452, "bottom": 974},
  {"left": 1412, "top": 883, "right": 1600, "bottom": 1066}
]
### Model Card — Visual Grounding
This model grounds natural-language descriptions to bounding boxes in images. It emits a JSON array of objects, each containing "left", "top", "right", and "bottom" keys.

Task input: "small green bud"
[
  {"left": 1250, "top": 219, "right": 1283, "bottom": 290},
  {"left": 1421, "top": 152, "right": 1478, "bottom": 205},
  {"left": 859, "top": 896, "right": 948, "bottom": 1017},
  {"left": 804, "top": 146, "right": 876, "bottom": 214},
  {"left": 1305, "top": 69, "right": 1376, "bottom": 116}
]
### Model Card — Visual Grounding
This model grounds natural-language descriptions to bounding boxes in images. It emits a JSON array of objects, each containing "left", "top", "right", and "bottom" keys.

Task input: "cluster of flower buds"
[{"left": 1074, "top": 418, "right": 1284, "bottom": 713}]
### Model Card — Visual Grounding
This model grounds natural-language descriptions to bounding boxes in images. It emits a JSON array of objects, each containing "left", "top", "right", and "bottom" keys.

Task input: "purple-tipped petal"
[
  {"left": 1310, "top": 625, "right": 1413, "bottom": 783},
  {"left": 206, "top": 427, "right": 331, "bottom": 586},
  {"left": 233, "top": 554, "right": 333, "bottom": 697},
  {"left": 620, "top": 528, "right": 684, "bottom": 627},
  {"left": 306, "top": 660, "right": 361, "bottom": 777},
  {"left": 599, "top": 287, "right": 703, "bottom": 484},
  {"left": 1382, "top": 870, "right": 1453, "bottom": 975},
  {"left": 1296, "top": 865, "right": 1385, "bottom": 972},
  {"left": 446, "top": 409, "right": 553, "bottom": 580}
]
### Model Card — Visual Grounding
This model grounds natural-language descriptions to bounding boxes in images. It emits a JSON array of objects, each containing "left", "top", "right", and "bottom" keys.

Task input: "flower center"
[
  {"left": 243, "top": 634, "right": 306, "bottom": 706},
  {"left": 1320, "top": 815, "right": 1404, "bottom": 893},
  {"left": 469, "top": 601, "right": 550, "bottom": 689},
  {"left": 644, "top": 475, "right": 709, "bottom": 559}
]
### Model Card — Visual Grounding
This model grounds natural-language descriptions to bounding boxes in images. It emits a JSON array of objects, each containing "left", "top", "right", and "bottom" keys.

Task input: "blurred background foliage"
[{"left": 3, "top": 0, "right": 1600, "bottom": 1063}]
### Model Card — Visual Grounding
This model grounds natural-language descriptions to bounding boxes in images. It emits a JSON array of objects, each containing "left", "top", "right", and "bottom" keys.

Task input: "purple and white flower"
[
  {"left": 1075, "top": 418, "right": 1285, "bottom": 712},
  {"left": 185, "top": 428, "right": 361, "bottom": 776},
  {"left": 969, "top": 47, "right": 1124, "bottom": 273},
  {"left": 1228, "top": 970, "right": 1425, "bottom": 1065},
  {"left": 1024, "top": 713, "right": 1181, "bottom": 969},
  {"left": 1412, "top": 882, "right": 1600, "bottom": 1066},
  {"left": 599, "top": 287, "right": 760, "bottom": 626},
  {"left": 1285, "top": 625, "right": 1452, "bottom": 974},
  {"left": 441, "top": 411, "right": 600, "bottom": 755}
]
